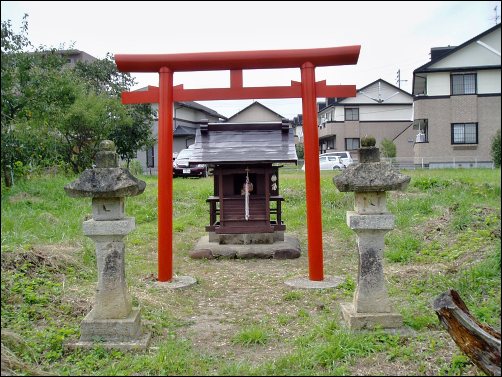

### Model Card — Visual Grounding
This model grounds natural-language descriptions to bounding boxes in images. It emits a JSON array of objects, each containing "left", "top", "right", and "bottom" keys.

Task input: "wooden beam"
[
  {"left": 433, "top": 289, "right": 501, "bottom": 376},
  {"left": 121, "top": 82, "right": 356, "bottom": 104},
  {"left": 115, "top": 45, "right": 361, "bottom": 73}
]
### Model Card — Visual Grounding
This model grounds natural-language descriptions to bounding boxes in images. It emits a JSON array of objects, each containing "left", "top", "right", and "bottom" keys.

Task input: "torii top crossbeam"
[
  {"left": 115, "top": 45, "right": 360, "bottom": 283},
  {"left": 115, "top": 46, "right": 360, "bottom": 72}
]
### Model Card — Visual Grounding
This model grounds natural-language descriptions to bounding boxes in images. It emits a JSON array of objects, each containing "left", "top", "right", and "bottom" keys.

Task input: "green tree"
[
  {"left": 1, "top": 15, "right": 30, "bottom": 186},
  {"left": 1, "top": 15, "right": 154, "bottom": 182},
  {"left": 60, "top": 93, "right": 125, "bottom": 172},
  {"left": 109, "top": 104, "right": 155, "bottom": 168},
  {"left": 1, "top": 15, "right": 70, "bottom": 185},
  {"left": 73, "top": 52, "right": 136, "bottom": 97},
  {"left": 72, "top": 52, "right": 154, "bottom": 170},
  {"left": 380, "top": 138, "right": 397, "bottom": 158},
  {"left": 490, "top": 129, "right": 501, "bottom": 168}
]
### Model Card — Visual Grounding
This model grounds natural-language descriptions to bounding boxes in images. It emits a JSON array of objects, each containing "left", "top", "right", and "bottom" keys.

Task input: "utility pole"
[
  {"left": 396, "top": 69, "right": 408, "bottom": 89},
  {"left": 493, "top": 5, "right": 500, "bottom": 25}
]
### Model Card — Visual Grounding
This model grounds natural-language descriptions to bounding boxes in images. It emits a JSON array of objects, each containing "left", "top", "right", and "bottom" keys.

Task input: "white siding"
[
  {"left": 424, "top": 70, "right": 500, "bottom": 96},
  {"left": 342, "top": 82, "right": 411, "bottom": 105},
  {"left": 429, "top": 28, "right": 500, "bottom": 70},
  {"left": 334, "top": 107, "right": 345, "bottom": 121},
  {"left": 229, "top": 105, "right": 282, "bottom": 122},
  {"left": 359, "top": 105, "right": 412, "bottom": 121},
  {"left": 175, "top": 106, "right": 202, "bottom": 122},
  {"left": 432, "top": 43, "right": 500, "bottom": 69},
  {"left": 478, "top": 69, "right": 501, "bottom": 94},
  {"left": 426, "top": 72, "right": 450, "bottom": 96}
]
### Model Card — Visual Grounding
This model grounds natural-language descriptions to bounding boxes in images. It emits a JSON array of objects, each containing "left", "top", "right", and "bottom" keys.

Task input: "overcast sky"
[{"left": 2, "top": 1, "right": 500, "bottom": 119}]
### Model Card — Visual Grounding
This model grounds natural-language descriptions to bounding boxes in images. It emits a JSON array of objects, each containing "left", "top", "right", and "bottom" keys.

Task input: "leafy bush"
[
  {"left": 125, "top": 159, "right": 143, "bottom": 176},
  {"left": 295, "top": 143, "right": 304, "bottom": 159},
  {"left": 380, "top": 138, "right": 396, "bottom": 158},
  {"left": 490, "top": 129, "right": 501, "bottom": 168},
  {"left": 412, "top": 177, "right": 451, "bottom": 190},
  {"left": 361, "top": 135, "right": 376, "bottom": 147}
]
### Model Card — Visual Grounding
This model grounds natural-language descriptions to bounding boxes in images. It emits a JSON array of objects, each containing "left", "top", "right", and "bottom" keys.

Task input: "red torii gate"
[{"left": 115, "top": 46, "right": 360, "bottom": 283}]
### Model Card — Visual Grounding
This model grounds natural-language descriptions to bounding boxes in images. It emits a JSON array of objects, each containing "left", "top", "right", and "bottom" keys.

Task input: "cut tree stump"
[{"left": 433, "top": 289, "right": 501, "bottom": 376}]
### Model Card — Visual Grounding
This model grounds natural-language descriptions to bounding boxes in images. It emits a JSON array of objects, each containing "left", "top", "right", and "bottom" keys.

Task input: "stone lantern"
[
  {"left": 64, "top": 140, "right": 150, "bottom": 349},
  {"left": 333, "top": 145, "right": 410, "bottom": 330}
]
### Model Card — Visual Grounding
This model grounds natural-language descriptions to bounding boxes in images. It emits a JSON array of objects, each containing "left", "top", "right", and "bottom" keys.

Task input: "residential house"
[
  {"left": 226, "top": 101, "right": 285, "bottom": 123},
  {"left": 137, "top": 99, "right": 227, "bottom": 174},
  {"left": 226, "top": 101, "right": 302, "bottom": 141},
  {"left": 316, "top": 79, "right": 414, "bottom": 162},
  {"left": 291, "top": 114, "right": 303, "bottom": 143},
  {"left": 412, "top": 23, "right": 501, "bottom": 168},
  {"left": 59, "top": 49, "right": 97, "bottom": 66}
]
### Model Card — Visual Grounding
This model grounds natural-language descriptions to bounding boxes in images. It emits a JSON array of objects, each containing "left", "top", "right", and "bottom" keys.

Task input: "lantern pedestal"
[
  {"left": 333, "top": 146, "right": 410, "bottom": 330},
  {"left": 64, "top": 140, "right": 150, "bottom": 350}
]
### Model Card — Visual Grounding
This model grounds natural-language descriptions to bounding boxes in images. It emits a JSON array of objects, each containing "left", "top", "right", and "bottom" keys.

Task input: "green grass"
[
  {"left": 231, "top": 325, "right": 270, "bottom": 346},
  {"left": 1, "top": 167, "right": 500, "bottom": 376}
]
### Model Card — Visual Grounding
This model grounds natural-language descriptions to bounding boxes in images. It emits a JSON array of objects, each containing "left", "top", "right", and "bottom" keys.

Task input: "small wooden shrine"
[{"left": 189, "top": 119, "right": 300, "bottom": 259}]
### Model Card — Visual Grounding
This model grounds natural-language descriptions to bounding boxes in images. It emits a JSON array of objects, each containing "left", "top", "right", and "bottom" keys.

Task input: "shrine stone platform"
[{"left": 190, "top": 233, "right": 301, "bottom": 259}]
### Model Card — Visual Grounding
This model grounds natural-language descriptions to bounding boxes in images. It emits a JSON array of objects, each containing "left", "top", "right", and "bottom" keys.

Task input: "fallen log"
[{"left": 433, "top": 289, "right": 501, "bottom": 376}]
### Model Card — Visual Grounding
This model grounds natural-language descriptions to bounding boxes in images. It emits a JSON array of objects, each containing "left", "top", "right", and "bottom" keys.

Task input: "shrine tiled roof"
[{"left": 189, "top": 120, "right": 298, "bottom": 165}]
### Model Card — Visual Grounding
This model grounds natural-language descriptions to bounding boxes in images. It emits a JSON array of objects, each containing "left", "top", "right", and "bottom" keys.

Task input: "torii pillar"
[{"left": 115, "top": 46, "right": 360, "bottom": 284}]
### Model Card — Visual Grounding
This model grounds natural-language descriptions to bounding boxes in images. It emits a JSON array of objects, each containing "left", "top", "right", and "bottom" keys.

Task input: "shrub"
[
  {"left": 361, "top": 135, "right": 376, "bottom": 147},
  {"left": 380, "top": 138, "right": 396, "bottom": 158},
  {"left": 295, "top": 143, "right": 304, "bottom": 159},
  {"left": 490, "top": 129, "right": 501, "bottom": 168},
  {"left": 128, "top": 159, "right": 144, "bottom": 176}
]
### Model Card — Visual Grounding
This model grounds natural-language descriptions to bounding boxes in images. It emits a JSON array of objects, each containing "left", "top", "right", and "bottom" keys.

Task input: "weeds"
[
  {"left": 232, "top": 326, "right": 270, "bottom": 346},
  {"left": 1, "top": 168, "right": 500, "bottom": 375}
]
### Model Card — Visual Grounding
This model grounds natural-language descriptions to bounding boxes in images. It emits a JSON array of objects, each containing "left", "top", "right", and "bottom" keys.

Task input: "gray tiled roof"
[{"left": 189, "top": 121, "right": 298, "bottom": 165}]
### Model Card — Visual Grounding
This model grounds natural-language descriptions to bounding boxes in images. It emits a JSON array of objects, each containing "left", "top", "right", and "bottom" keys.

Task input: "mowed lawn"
[{"left": 1, "top": 167, "right": 500, "bottom": 376}]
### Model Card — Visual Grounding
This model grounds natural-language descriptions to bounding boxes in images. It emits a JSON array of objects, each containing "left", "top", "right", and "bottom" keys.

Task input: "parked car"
[
  {"left": 301, "top": 155, "right": 345, "bottom": 171},
  {"left": 173, "top": 147, "right": 207, "bottom": 178},
  {"left": 321, "top": 151, "right": 354, "bottom": 167}
]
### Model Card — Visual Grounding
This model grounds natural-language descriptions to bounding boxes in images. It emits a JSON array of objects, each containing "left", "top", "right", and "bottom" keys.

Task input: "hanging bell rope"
[{"left": 244, "top": 168, "right": 250, "bottom": 221}]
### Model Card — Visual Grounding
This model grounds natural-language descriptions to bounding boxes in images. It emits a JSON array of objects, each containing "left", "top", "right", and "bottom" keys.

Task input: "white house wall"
[
  {"left": 426, "top": 72, "right": 451, "bottom": 96},
  {"left": 431, "top": 28, "right": 501, "bottom": 69},
  {"left": 359, "top": 105, "right": 412, "bottom": 121},
  {"left": 478, "top": 69, "right": 501, "bottom": 94},
  {"left": 423, "top": 69, "right": 501, "bottom": 96},
  {"left": 175, "top": 106, "right": 201, "bottom": 122},
  {"left": 229, "top": 105, "right": 283, "bottom": 122},
  {"left": 341, "top": 87, "right": 411, "bottom": 104}
]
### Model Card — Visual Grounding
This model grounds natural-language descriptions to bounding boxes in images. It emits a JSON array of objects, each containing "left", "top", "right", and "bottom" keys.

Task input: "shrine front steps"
[{"left": 189, "top": 234, "right": 301, "bottom": 259}]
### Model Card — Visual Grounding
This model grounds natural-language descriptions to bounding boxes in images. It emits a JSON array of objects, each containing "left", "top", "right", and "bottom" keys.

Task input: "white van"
[
  {"left": 320, "top": 151, "right": 354, "bottom": 167},
  {"left": 301, "top": 155, "right": 345, "bottom": 171}
]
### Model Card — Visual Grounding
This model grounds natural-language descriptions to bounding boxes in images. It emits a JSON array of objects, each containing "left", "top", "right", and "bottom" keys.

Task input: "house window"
[
  {"left": 451, "top": 123, "right": 478, "bottom": 144},
  {"left": 451, "top": 73, "right": 476, "bottom": 95},
  {"left": 345, "top": 108, "right": 359, "bottom": 121},
  {"left": 326, "top": 137, "right": 335, "bottom": 150},
  {"left": 345, "top": 138, "right": 360, "bottom": 150},
  {"left": 146, "top": 146, "right": 155, "bottom": 168}
]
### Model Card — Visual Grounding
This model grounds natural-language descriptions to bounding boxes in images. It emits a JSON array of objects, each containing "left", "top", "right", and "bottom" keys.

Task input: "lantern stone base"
[
  {"left": 190, "top": 234, "right": 300, "bottom": 259},
  {"left": 65, "top": 308, "right": 151, "bottom": 351},
  {"left": 340, "top": 303, "right": 403, "bottom": 330}
]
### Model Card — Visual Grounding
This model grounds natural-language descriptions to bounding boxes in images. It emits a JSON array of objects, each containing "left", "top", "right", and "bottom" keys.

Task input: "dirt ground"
[{"left": 122, "top": 227, "right": 485, "bottom": 376}]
